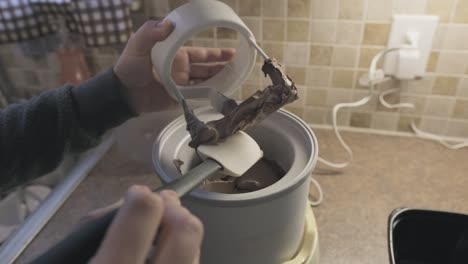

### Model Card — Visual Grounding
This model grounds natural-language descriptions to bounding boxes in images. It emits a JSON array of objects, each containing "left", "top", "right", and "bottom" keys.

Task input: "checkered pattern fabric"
[{"left": 0, "top": 0, "right": 134, "bottom": 46}]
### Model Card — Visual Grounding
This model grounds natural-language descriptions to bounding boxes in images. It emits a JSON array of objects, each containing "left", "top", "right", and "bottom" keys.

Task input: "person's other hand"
[
  {"left": 114, "top": 20, "right": 236, "bottom": 113},
  {"left": 170, "top": 46, "right": 235, "bottom": 86},
  {"left": 88, "top": 185, "right": 203, "bottom": 264}
]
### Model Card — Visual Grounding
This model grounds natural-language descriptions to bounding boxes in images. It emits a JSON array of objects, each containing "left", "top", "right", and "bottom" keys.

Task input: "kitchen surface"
[
  {"left": 15, "top": 128, "right": 468, "bottom": 264},
  {"left": 1, "top": 0, "right": 468, "bottom": 263}
]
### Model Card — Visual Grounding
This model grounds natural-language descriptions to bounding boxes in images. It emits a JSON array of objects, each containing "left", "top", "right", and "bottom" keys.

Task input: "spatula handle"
[
  {"left": 29, "top": 159, "right": 221, "bottom": 264},
  {"left": 159, "top": 159, "right": 222, "bottom": 196}
]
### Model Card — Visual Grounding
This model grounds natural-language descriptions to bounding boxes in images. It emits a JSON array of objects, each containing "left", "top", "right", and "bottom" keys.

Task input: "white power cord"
[
  {"left": 316, "top": 48, "right": 399, "bottom": 170},
  {"left": 308, "top": 177, "right": 323, "bottom": 206},
  {"left": 309, "top": 45, "right": 468, "bottom": 207},
  {"left": 411, "top": 123, "right": 468, "bottom": 149},
  {"left": 309, "top": 48, "right": 397, "bottom": 207},
  {"left": 379, "top": 88, "right": 415, "bottom": 109},
  {"left": 378, "top": 84, "right": 468, "bottom": 150},
  {"left": 315, "top": 95, "right": 372, "bottom": 169}
]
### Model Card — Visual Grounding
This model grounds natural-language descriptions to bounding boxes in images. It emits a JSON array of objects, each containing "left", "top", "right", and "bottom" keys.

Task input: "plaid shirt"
[{"left": 0, "top": 0, "right": 134, "bottom": 46}]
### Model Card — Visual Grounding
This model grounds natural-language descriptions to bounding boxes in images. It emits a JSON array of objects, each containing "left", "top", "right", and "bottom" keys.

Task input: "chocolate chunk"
[
  {"left": 183, "top": 59, "right": 298, "bottom": 148},
  {"left": 235, "top": 158, "right": 285, "bottom": 192},
  {"left": 198, "top": 158, "right": 285, "bottom": 194},
  {"left": 173, "top": 159, "right": 184, "bottom": 174}
]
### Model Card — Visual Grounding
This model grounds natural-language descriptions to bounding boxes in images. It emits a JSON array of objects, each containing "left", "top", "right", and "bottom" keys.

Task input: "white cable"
[
  {"left": 379, "top": 88, "right": 415, "bottom": 109},
  {"left": 317, "top": 48, "right": 399, "bottom": 169},
  {"left": 309, "top": 48, "right": 396, "bottom": 207},
  {"left": 377, "top": 78, "right": 468, "bottom": 150},
  {"left": 308, "top": 176, "right": 323, "bottom": 207},
  {"left": 310, "top": 94, "right": 372, "bottom": 206},
  {"left": 310, "top": 45, "right": 468, "bottom": 207},
  {"left": 368, "top": 48, "right": 400, "bottom": 81},
  {"left": 316, "top": 95, "right": 373, "bottom": 169},
  {"left": 410, "top": 122, "right": 468, "bottom": 149}
]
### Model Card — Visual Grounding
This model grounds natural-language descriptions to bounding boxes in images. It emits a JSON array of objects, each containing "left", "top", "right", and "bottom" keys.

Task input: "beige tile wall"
[
  {"left": 1, "top": 0, "right": 467, "bottom": 138},
  {"left": 192, "top": 0, "right": 468, "bottom": 138}
]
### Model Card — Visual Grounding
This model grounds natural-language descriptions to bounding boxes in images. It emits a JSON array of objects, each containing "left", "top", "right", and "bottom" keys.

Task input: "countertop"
[{"left": 16, "top": 129, "right": 468, "bottom": 264}]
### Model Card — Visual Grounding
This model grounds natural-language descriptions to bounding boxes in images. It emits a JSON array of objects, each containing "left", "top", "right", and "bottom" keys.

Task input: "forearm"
[{"left": 0, "top": 69, "right": 136, "bottom": 194}]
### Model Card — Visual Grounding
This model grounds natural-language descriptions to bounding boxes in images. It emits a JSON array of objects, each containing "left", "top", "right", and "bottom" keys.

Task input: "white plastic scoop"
[
  {"left": 198, "top": 131, "right": 263, "bottom": 176},
  {"left": 157, "top": 130, "right": 263, "bottom": 195},
  {"left": 30, "top": 131, "right": 263, "bottom": 264}
]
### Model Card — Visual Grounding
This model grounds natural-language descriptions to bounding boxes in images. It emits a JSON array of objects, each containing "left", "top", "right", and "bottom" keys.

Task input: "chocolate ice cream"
[
  {"left": 178, "top": 58, "right": 296, "bottom": 193},
  {"left": 182, "top": 59, "right": 298, "bottom": 148},
  {"left": 199, "top": 158, "right": 285, "bottom": 193}
]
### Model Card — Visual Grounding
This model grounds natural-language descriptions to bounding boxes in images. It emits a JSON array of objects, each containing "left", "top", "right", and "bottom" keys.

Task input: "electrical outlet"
[{"left": 383, "top": 15, "right": 439, "bottom": 80}]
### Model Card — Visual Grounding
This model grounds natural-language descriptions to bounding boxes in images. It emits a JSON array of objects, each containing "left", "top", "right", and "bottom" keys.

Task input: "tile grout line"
[
  {"left": 329, "top": 0, "right": 341, "bottom": 92},
  {"left": 353, "top": 0, "right": 370, "bottom": 91},
  {"left": 449, "top": 0, "right": 459, "bottom": 24},
  {"left": 230, "top": 38, "right": 468, "bottom": 52},
  {"left": 438, "top": 0, "right": 460, "bottom": 109},
  {"left": 282, "top": 0, "right": 288, "bottom": 69},
  {"left": 304, "top": 106, "right": 468, "bottom": 127},
  {"left": 436, "top": 0, "right": 458, "bottom": 135},
  {"left": 304, "top": 0, "right": 315, "bottom": 109},
  {"left": 309, "top": 123, "right": 468, "bottom": 141}
]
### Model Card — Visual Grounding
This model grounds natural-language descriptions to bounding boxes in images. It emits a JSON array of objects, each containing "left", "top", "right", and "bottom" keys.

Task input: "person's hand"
[
  {"left": 88, "top": 185, "right": 203, "bottom": 264},
  {"left": 114, "top": 20, "right": 236, "bottom": 113}
]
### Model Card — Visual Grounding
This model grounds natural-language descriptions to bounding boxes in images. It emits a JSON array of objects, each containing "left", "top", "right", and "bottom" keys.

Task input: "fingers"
[
  {"left": 172, "top": 71, "right": 190, "bottom": 85},
  {"left": 150, "top": 190, "right": 204, "bottom": 264},
  {"left": 91, "top": 186, "right": 164, "bottom": 264},
  {"left": 81, "top": 199, "right": 123, "bottom": 224},
  {"left": 125, "top": 20, "right": 174, "bottom": 56},
  {"left": 171, "top": 48, "right": 191, "bottom": 85},
  {"left": 187, "top": 47, "right": 235, "bottom": 63},
  {"left": 189, "top": 63, "right": 226, "bottom": 79}
]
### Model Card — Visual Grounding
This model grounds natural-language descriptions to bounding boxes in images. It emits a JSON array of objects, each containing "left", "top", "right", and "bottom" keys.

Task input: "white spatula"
[{"left": 31, "top": 131, "right": 263, "bottom": 264}]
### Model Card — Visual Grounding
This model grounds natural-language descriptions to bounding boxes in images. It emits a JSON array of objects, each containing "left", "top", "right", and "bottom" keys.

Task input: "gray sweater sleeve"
[{"left": 0, "top": 69, "right": 136, "bottom": 194}]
